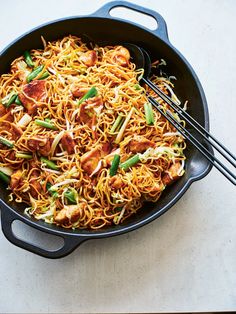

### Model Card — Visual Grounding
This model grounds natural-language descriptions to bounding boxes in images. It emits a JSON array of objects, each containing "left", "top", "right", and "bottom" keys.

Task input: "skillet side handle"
[
  {"left": 92, "top": 1, "right": 169, "bottom": 42},
  {"left": 0, "top": 208, "right": 85, "bottom": 259}
]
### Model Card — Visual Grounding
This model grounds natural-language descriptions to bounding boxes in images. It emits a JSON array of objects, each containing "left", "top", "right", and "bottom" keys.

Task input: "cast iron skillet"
[{"left": 0, "top": 1, "right": 213, "bottom": 258}]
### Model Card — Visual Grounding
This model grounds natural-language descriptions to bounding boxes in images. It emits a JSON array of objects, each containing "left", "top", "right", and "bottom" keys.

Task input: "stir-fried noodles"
[{"left": 0, "top": 35, "right": 186, "bottom": 229}]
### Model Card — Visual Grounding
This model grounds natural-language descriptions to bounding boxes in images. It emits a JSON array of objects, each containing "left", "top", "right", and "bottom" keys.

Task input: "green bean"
[
  {"left": 35, "top": 119, "right": 58, "bottom": 130},
  {"left": 26, "top": 65, "right": 44, "bottom": 83},
  {"left": 23, "top": 51, "right": 34, "bottom": 68},
  {"left": 41, "top": 157, "right": 59, "bottom": 170},
  {"left": 109, "top": 154, "right": 120, "bottom": 176},
  {"left": 78, "top": 87, "right": 98, "bottom": 105},
  {"left": 120, "top": 154, "right": 140, "bottom": 171}
]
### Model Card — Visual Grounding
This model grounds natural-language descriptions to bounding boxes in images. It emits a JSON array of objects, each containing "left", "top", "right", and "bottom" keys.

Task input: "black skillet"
[{"left": 0, "top": 1, "right": 213, "bottom": 258}]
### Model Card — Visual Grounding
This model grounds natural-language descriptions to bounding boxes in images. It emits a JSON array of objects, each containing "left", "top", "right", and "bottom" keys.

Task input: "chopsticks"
[{"left": 141, "top": 77, "right": 236, "bottom": 185}]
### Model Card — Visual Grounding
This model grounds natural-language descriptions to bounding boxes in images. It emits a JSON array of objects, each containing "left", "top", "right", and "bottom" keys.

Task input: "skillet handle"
[
  {"left": 92, "top": 1, "right": 169, "bottom": 42},
  {"left": 1, "top": 207, "right": 85, "bottom": 259}
]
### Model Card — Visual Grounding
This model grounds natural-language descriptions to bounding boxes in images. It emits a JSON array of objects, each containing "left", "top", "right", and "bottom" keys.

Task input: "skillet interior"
[{"left": 0, "top": 17, "right": 212, "bottom": 236}]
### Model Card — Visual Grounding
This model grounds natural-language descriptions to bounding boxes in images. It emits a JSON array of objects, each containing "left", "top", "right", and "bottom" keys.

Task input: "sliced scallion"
[
  {"left": 27, "top": 65, "right": 44, "bottom": 83},
  {"left": 78, "top": 87, "right": 98, "bottom": 105},
  {"left": 46, "top": 182, "right": 58, "bottom": 198},
  {"left": 15, "top": 95, "right": 22, "bottom": 106},
  {"left": 64, "top": 188, "right": 78, "bottom": 204},
  {"left": 35, "top": 119, "right": 58, "bottom": 130},
  {"left": 15, "top": 152, "right": 32, "bottom": 159},
  {"left": 0, "top": 170, "right": 10, "bottom": 184},
  {"left": 120, "top": 154, "right": 140, "bottom": 171},
  {"left": 109, "top": 154, "right": 120, "bottom": 176},
  {"left": 115, "top": 206, "right": 123, "bottom": 212},
  {"left": 23, "top": 51, "right": 34, "bottom": 68},
  {"left": 2, "top": 93, "right": 17, "bottom": 108},
  {"left": 41, "top": 157, "right": 59, "bottom": 170},
  {"left": 144, "top": 102, "right": 154, "bottom": 125},
  {"left": 110, "top": 114, "right": 124, "bottom": 134},
  {"left": 115, "top": 107, "right": 134, "bottom": 144},
  {"left": 39, "top": 71, "right": 50, "bottom": 80},
  {"left": 134, "top": 84, "right": 141, "bottom": 90},
  {"left": 17, "top": 113, "right": 32, "bottom": 127},
  {"left": 0, "top": 136, "right": 14, "bottom": 148},
  {"left": 0, "top": 166, "right": 13, "bottom": 176}
]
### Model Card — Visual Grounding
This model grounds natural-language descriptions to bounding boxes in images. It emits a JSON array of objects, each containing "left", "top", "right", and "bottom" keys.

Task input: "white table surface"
[{"left": 1, "top": 0, "right": 236, "bottom": 313}]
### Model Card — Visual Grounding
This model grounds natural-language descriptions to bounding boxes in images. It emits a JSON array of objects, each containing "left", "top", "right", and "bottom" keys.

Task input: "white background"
[{"left": 0, "top": 0, "right": 236, "bottom": 313}]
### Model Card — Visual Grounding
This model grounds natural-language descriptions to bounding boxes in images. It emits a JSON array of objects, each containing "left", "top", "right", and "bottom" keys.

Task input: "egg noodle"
[{"left": 0, "top": 35, "right": 186, "bottom": 229}]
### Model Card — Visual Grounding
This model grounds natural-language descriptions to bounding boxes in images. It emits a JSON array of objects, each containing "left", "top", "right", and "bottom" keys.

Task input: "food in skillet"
[{"left": 0, "top": 35, "right": 186, "bottom": 229}]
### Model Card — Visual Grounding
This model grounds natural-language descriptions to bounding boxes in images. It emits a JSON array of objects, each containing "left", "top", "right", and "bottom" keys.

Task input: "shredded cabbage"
[{"left": 139, "top": 146, "right": 182, "bottom": 163}]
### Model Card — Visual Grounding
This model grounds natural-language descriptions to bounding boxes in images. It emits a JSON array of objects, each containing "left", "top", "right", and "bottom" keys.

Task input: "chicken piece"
[
  {"left": 4, "top": 151, "right": 21, "bottom": 166},
  {"left": 27, "top": 136, "right": 47, "bottom": 150},
  {"left": 4, "top": 151, "right": 23, "bottom": 169},
  {"left": 71, "top": 82, "right": 90, "bottom": 98},
  {"left": 30, "top": 169, "right": 42, "bottom": 199},
  {"left": 27, "top": 136, "right": 51, "bottom": 156},
  {"left": 80, "top": 50, "right": 97, "bottom": 67},
  {"left": 79, "top": 103, "right": 93, "bottom": 125},
  {"left": 112, "top": 46, "right": 130, "bottom": 67},
  {"left": 81, "top": 143, "right": 110, "bottom": 175},
  {"left": 54, "top": 208, "right": 68, "bottom": 224},
  {"left": 78, "top": 96, "right": 103, "bottom": 126},
  {"left": 10, "top": 169, "right": 24, "bottom": 190},
  {"left": 110, "top": 176, "right": 124, "bottom": 190},
  {"left": 102, "top": 143, "right": 111, "bottom": 155},
  {"left": 61, "top": 133, "right": 76, "bottom": 154},
  {"left": 72, "top": 86, "right": 90, "bottom": 98},
  {"left": 116, "top": 46, "right": 130, "bottom": 60},
  {"left": 55, "top": 203, "right": 86, "bottom": 224},
  {"left": 113, "top": 55, "right": 128, "bottom": 67},
  {"left": 0, "top": 122, "right": 23, "bottom": 140},
  {"left": 0, "top": 105, "right": 13, "bottom": 122},
  {"left": 66, "top": 205, "right": 82, "bottom": 223},
  {"left": 81, "top": 146, "right": 101, "bottom": 175},
  {"left": 38, "top": 139, "right": 52, "bottom": 157},
  {"left": 162, "top": 162, "right": 182, "bottom": 186},
  {"left": 18, "top": 80, "right": 46, "bottom": 114},
  {"left": 9, "top": 124, "right": 23, "bottom": 140},
  {"left": 6, "top": 150, "right": 16, "bottom": 161},
  {"left": 0, "top": 104, "right": 7, "bottom": 117},
  {"left": 129, "top": 136, "right": 155, "bottom": 153}
]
